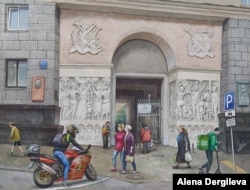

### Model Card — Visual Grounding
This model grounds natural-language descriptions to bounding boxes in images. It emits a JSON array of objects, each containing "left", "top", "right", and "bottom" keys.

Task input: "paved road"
[{"left": 0, "top": 169, "right": 172, "bottom": 190}]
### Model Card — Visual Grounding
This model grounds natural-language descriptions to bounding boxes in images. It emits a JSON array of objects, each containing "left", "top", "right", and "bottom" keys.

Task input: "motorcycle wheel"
[
  {"left": 85, "top": 164, "right": 97, "bottom": 181},
  {"left": 33, "top": 167, "right": 55, "bottom": 188}
]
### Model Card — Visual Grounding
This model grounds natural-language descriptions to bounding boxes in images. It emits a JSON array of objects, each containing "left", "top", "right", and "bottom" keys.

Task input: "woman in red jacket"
[{"left": 110, "top": 123, "right": 126, "bottom": 172}]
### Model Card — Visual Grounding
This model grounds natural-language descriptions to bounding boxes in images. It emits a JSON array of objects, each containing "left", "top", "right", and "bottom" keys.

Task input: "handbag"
[
  {"left": 185, "top": 151, "right": 193, "bottom": 162},
  {"left": 125, "top": 155, "right": 134, "bottom": 163}
]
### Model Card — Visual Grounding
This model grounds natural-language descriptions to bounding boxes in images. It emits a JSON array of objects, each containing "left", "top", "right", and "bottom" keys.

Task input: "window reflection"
[
  {"left": 8, "top": 6, "right": 28, "bottom": 30},
  {"left": 7, "top": 60, "right": 27, "bottom": 87}
]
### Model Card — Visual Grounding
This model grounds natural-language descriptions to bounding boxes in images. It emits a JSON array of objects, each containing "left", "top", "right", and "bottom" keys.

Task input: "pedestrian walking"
[
  {"left": 199, "top": 127, "right": 221, "bottom": 174},
  {"left": 8, "top": 121, "right": 25, "bottom": 156},
  {"left": 173, "top": 125, "right": 191, "bottom": 169},
  {"left": 120, "top": 124, "right": 137, "bottom": 174},
  {"left": 110, "top": 123, "right": 126, "bottom": 172},
  {"left": 102, "top": 121, "right": 110, "bottom": 149}
]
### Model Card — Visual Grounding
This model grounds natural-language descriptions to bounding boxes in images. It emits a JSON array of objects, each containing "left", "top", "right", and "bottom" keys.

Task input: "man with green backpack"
[{"left": 198, "top": 127, "right": 221, "bottom": 174}]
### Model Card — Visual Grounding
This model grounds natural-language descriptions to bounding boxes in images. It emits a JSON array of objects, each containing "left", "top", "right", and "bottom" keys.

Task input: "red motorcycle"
[{"left": 26, "top": 144, "right": 97, "bottom": 188}]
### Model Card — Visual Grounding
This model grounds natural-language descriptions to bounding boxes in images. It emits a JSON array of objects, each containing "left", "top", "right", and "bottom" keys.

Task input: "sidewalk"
[{"left": 0, "top": 143, "right": 249, "bottom": 184}]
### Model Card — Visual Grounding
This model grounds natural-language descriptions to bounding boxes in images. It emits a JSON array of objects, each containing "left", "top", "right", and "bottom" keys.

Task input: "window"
[
  {"left": 6, "top": 60, "right": 27, "bottom": 87},
  {"left": 241, "top": 0, "right": 250, "bottom": 6},
  {"left": 7, "top": 6, "right": 28, "bottom": 30}
]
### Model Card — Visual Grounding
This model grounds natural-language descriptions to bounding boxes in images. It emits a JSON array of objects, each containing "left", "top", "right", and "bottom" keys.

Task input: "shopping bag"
[
  {"left": 185, "top": 151, "right": 193, "bottom": 162},
  {"left": 125, "top": 155, "right": 134, "bottom": 163}
]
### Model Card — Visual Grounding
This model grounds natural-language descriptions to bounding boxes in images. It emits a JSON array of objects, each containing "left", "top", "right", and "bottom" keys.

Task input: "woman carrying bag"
[
  {"left": 173, "top": 125, "right": 192, "bottom": 169},
  {"left": 120, "top": 124, "right": 137, "bottom": 174}
]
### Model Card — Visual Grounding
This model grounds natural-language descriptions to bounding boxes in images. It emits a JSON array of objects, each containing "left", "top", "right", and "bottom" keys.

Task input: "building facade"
[
  {"left": 1, "top": 0, "right": 250, "bottom": 152},
  {"left": 0, "top": 0, "right": 60, "bottom": 144}
]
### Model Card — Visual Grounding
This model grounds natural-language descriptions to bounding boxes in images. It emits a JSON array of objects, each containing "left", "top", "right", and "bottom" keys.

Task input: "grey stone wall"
[
  {"left": 220, "top": 19, "right": 250, "bottom": 113},
  {"left": 0, "top": 0, "right": 60, "bottom": 145},
  {"left": 220, "top": 18, "right": 250, "bottom": 153},
  {"left": 0, "top": 0, "right": 60, "bottom": 105}
]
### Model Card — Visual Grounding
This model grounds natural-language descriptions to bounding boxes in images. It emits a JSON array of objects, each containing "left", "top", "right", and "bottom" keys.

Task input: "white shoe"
[{"left": 62, "top": 181, "right": 69, "bottom": 187}]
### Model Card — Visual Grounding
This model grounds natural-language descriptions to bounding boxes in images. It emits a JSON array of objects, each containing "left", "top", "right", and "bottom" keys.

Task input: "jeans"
[
  {"left": 53, "top": 150, "right": 69, "bottom": 181},
  {"left": 112, "top": 150, "right": 124, "bottom": 168},
  {"left": 142, "top": 141, "right": 151, "bottom": 153},
  {"left": 122, "top": 152, "right": 136, "bottom": 171},
  {"left": 102, "top": 135, "right": 109, "bottom": 148},
  {"left": 201, "top": 150, "right": 213, "bottom": 173}
]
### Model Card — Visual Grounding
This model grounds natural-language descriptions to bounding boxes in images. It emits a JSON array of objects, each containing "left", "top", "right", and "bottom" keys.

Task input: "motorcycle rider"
[{"left": 53, "top": 125, "right": 84, "bottom": 187}]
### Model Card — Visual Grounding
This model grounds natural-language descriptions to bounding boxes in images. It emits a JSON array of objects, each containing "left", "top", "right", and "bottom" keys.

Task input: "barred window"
[
  {"left": 7, "top": 6, "right": 28, "bottom": 30},
  {"left": 6, "top": 60, "right": 27, "bottom": 87}
]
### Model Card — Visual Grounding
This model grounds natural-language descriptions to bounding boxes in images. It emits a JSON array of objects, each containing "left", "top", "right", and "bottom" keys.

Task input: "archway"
[{"left": 112, "top": 39, "right": 167, "bottom": 143}]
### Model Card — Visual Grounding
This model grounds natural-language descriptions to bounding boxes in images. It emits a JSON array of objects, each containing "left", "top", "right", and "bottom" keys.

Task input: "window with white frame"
[
  {"left": 7, "top": 5, "right": 28, "bottom": 30},
  {"left": 6, "top": 60, "right": 27, "bottom": 87},
  {"left": 241, "top": 0, "right": 250, "bottom": 6}
]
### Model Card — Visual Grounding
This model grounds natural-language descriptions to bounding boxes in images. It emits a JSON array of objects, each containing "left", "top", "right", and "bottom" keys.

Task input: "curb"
[{"left": 0, "top": 166, "right": 32, "bottom": 173}]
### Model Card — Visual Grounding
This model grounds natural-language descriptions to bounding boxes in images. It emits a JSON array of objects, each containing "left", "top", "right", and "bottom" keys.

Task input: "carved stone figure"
[
  {"left": 69, "top": 22, "right": 102, "bottom": 55},
  {"left": 211, "top": 86, "right": 218, "bottom": 121},
  {"left": 67, "top": 82, "right": 80, "bottom": 119},
  {"left": 92, "top": 80, "right": 105, "bottom": 120},
  {"left": 176, "top": 82, "right": 188, "bottom": 120},
  {"left": 189, "top": 81, "right": 208, "bottom": 120},
  {"left": 75, "top": 82, "right": 91, "bottom": 120},
  {"left": 184, "top": 28, "right": 215, "bottom": 58},
  {"left": 170, "top": 79, "right": 218, "bottom": 122},
  {"left": 60, "top": 77, "right": 70, "bottom": 120},
  {"left": 101, "top": 79, "right": 111, "bottom": 120}
]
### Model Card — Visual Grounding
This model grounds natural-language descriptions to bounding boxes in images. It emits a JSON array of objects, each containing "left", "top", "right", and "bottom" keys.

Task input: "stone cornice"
[
  {"left": 167, "top": 66, "right": 222, "bottom": 75},
  {"left": 60, "top": 63, "right": 114, "bottom": 69},
  {"left": 55, "top": 0, "right": 250, "bottom": 21}
]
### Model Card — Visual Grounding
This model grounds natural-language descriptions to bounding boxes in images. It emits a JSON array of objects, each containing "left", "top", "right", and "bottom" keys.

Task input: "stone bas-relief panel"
[
  {"left": 168, "top": 124, "right": 214, "bottom": 148},
  {"left": 59, "top": 77, "right": 110, "bottom": 121},
  {"left": 184, "top": 28, "right": 215, "bottom": 59},
  {"left": 69, "top": 22, "right": 102, "bottom": 55},
  {"left": 169, "top": 79, "right": 219, "bottom": 122},
  {"left": 76, "top": 123, "right": 102, "bottom": 144}
]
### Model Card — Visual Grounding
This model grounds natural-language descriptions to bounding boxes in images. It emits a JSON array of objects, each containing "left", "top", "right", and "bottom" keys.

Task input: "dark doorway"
[{"left": 115, "top": 77, "right": 162, "bottom": 143}]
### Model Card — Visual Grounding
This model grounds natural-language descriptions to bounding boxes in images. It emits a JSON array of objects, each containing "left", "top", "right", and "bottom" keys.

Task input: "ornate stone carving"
[
  {"left": 184, "top": 28, "right": 215, "bottom": 58},
  {"left": 67, "top": 123, "right": 102, "bottom": 144},
  {"left": 59, "top": 77, "right": 111, "bottom": 121},
  {"left": 69, "top": 22, "right": 102, "bottom": 55},
  {"left": 169, "top": 79, "right": 219, "bottom": 122}
]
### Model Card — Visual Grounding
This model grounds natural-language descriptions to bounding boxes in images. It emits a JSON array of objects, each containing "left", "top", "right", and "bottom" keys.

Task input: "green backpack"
[{"left": 197, "top": 134, "right": 209, "bottom": 150}]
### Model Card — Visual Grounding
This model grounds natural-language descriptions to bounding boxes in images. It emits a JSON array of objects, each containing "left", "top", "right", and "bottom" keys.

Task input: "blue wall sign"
[
  {"left": 39, "top": 60, "right": 47, "bottom": 69},
  {"left": 224, "top": 91, "right": 235, "bottom": 111}
]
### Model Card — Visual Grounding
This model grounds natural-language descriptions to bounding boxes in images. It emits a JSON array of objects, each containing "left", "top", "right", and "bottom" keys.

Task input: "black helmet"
[{"left": 67, "top": 125, "right": 79, "bottom": 137}]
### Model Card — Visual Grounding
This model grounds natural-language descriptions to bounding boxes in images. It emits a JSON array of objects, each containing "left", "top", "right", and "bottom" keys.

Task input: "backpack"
[
  {"left": 197, "top": 134, "right": 209, "bottom": 150},
  {"left": 102, "top": 126, "right": 109, "bottom": 135},
  {"left": 51, "top": 133, "right": 70, "bottom": 146}
]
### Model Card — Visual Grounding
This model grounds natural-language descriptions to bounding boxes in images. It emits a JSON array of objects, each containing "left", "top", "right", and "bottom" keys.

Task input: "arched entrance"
[{"left": 112, "top": 39, "right": 167, "bottom": 143}]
